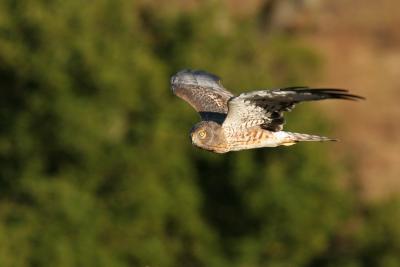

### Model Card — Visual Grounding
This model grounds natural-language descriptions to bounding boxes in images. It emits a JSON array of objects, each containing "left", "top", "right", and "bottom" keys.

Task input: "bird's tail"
[{"left": 279, "top": 131, "right": 337, "bottom": 146}]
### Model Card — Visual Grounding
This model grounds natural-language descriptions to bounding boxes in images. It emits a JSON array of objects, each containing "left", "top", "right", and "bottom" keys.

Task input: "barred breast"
[{"left": 224, "top": 127, "right": 278, "bottom": 151}]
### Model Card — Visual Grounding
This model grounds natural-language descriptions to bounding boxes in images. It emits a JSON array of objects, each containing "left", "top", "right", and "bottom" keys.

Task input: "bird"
[{"left": 171, "top": 69, "right": 364, "bottom": 153}]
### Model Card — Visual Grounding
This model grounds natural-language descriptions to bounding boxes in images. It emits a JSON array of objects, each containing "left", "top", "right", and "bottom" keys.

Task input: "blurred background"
[{"left": 0, "top": 0, "right": 399, "bottom": 266}]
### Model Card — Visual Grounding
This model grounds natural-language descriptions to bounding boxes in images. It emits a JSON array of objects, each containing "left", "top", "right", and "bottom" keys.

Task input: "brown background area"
[{"left": 304, "top": 0, "right": 400, "bottom": 201}]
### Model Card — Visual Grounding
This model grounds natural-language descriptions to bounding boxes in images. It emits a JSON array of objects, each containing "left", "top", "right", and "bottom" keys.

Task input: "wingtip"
[
  {"left": 283, "top": 87, "right": 365, "bottom": 101},
  {"left": 340, "top": 94, "right": 366, "bottom": 101},
  {"left": 317, "top": 88, "right": 366, "bottom": 101},
  {"left": 305, "top": 88, "right": 365, "bottom": 101},
  {"left": 170, "top": 69, "right": 223, "bottom": 89},
  {"left": 170, "top": 69, "right": 193, "bottom": 89}
]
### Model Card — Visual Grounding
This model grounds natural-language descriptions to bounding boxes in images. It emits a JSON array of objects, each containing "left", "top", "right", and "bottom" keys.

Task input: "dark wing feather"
[
  {"left": 223, "top": 87, "right": 364, "bottom": 131},
  {"left": 171, "top": 69, "right": 234, "bottom": 123}
]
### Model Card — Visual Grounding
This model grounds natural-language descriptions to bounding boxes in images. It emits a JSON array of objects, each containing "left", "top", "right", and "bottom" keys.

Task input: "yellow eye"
[{"left": 198, "top": 130, "right": 207, "bottom": 139}]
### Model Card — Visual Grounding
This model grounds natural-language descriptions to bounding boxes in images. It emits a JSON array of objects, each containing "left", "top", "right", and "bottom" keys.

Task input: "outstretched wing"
[
  {"left": 171, "top": 69, "right": 234, "bottom": 123},
  {"left": 222, "top": 87, "right": 364, "bottom": 131}
]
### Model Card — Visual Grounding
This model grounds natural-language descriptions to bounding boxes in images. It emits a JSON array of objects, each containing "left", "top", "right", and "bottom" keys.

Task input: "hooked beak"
[{"left": 190, "top": 132, "right": 194, "bottom": 145}]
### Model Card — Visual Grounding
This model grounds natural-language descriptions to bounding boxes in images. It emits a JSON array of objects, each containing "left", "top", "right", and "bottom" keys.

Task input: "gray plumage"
[{"left": 171, "top": 69, "right": 364, "bottom": 153}]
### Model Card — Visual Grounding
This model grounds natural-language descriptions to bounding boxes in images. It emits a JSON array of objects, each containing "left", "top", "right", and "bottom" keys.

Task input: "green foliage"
[
  {"left": 311, "top": 199, "right": 400, "bottom": 267},
  {"left": 0, "top": 0, "right": 398, "bottom": 267}
]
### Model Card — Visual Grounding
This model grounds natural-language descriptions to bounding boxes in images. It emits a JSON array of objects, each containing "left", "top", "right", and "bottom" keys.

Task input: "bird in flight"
[{"left": 171, "top": 69, "right": 364, "bottom": 153}]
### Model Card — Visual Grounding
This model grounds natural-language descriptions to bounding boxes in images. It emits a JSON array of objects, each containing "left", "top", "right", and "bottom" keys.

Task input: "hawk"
[{"left": 171, "top": 69, "right": 364, "bottom": 153}]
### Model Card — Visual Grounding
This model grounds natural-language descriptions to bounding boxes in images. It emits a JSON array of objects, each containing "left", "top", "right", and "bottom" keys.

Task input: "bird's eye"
[{"left": 198, "top": 130, "right": 207, "bottom": 139}]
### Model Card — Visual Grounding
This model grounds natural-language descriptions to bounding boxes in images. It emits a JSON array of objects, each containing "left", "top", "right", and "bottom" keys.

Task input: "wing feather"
[{"left": 223, "top": 87, "right": 364, "bottom": 131}]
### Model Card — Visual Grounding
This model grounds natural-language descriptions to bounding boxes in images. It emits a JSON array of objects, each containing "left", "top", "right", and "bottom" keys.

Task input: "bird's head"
[{"left": 190, "top": 121, "right": 227, "bottom": 153}]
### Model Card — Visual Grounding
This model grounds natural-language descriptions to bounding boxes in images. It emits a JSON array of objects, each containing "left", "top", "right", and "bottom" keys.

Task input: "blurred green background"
[{"left": 0, "top": 0, "right": 399, "bottom": 266}]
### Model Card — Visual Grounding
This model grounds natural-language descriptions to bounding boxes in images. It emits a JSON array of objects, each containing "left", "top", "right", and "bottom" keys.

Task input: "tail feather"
[{"left": 281, "top": 131, "right": 337, "bottom": 146}]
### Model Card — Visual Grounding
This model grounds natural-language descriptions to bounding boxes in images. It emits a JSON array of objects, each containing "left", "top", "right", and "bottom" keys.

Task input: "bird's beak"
[{"left": 190, "top": 132, "right": 194, "bottom": 144}]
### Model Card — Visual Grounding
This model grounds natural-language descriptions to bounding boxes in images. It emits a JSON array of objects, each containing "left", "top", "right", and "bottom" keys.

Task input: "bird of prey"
[{"left": 171, "top": 69, "right": 364, "bottom": 153}]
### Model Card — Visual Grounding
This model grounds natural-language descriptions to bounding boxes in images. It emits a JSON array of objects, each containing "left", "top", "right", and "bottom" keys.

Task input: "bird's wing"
[
  {"left": 171, "top": 70, "right": 234, "bottom": 123},
  {"left": 223, "top": 87, "right": 364, "bottom": 131}
]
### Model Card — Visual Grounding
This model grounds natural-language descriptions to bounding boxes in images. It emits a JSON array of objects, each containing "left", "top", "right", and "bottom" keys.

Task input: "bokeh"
[{"left": 0, "top": 0, "right": 399, "bottom": 266}]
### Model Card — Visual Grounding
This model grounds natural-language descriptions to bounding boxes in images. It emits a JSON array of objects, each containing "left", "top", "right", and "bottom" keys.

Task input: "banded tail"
[{"left": 279, "top": 131, "right": 337, "bottom": 146}]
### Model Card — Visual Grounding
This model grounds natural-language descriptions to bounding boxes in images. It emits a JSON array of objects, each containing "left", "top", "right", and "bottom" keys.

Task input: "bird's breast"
[{"left": 224, "top": 127, "right": 275, "bottom": 149}]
